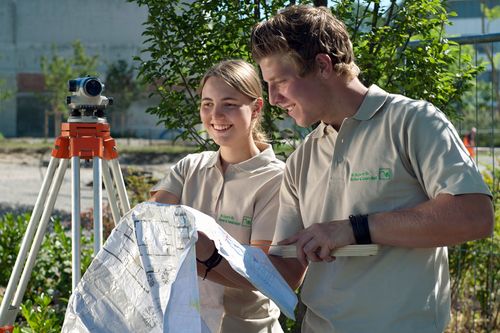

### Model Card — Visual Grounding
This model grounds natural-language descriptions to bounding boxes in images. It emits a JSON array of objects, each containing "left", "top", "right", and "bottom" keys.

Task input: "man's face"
[{"left": 259, "top": 54, "right": 325, "bottom": 127}]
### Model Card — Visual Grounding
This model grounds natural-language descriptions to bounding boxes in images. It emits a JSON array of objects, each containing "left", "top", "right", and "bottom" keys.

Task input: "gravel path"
[{"left": 0, "top": 152, "right": 172, "bottom": 217}]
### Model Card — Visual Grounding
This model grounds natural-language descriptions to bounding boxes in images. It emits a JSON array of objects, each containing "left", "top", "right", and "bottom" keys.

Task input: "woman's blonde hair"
[{"left": 199, "top": 59, "right": 268, "bottom": 142}]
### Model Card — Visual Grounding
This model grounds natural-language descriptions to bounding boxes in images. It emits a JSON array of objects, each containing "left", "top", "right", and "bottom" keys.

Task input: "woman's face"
[{"left": 200, "top": 76, "right": 257, "bottom": 148}]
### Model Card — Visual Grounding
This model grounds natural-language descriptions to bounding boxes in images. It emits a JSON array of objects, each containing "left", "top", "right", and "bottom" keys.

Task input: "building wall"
[
  {"left": 447, "top": 0, "right": 500, "bottom": 35},
  {"left": 2, "top": 1, "right": 500, "bottom": 138},
  {"left": 0, "top": 0, "right": 151, "bottom": 137}
]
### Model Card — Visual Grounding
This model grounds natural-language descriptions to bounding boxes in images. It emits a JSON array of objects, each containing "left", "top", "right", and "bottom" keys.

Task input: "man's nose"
[{"left": 268, "top": 84, "right": 280, "bottom": 106}]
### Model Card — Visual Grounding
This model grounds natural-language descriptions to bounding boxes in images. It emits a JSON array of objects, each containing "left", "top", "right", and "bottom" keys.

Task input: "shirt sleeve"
[
  {"left": 250, "top": 170, "right": 283, "bottom": 242},
  {"left": 405, "top": 103, "right": 491, "bottom": 198},
  {"left": 149, "top": 156, "right": 188, "bottom": 198},
  {"left": 269, "top": 156, "right": 304, "bottom": 253}
]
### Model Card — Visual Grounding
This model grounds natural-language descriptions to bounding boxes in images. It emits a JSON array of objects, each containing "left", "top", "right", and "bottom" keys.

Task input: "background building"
[
  {"left": 447, "top": 0, "right": 500, "bottom": 35},
  {"left": 0, "top": 0, "right": 165, "bottom": 138},
  {"left": 1, "top": 0, "right": 500, "bottom": 139}
]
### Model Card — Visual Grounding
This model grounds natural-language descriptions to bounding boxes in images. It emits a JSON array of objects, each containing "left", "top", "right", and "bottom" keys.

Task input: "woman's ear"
[{"left": 252, "top": 97, "right": 264, "bottom": 119}]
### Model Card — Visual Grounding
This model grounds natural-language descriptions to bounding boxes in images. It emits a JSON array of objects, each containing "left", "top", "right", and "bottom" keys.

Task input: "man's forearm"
[{"left": 369, "top": 193, "right": 493, "bottom": 247}]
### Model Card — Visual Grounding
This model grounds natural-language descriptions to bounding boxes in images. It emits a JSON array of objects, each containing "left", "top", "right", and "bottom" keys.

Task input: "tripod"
[{"left": 0, "top": 117, "right": 131, "bottom": 328}]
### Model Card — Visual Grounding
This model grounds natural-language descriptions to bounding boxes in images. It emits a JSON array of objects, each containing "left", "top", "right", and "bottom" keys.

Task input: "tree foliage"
[
  {"left": 0, "top": 54, "right": 14, "bottom": 113},
  {"left": 39, "top": 41, "right": 99, "bottom": 136},
  {"left": 339, "top": 0, "right": 479, "bottom": 116},
  {"left": 130, "top": 0, "right": 479, "bottom": 150},
  {"left": 0, "top": 79, "right": 13, "bottom": 102},
  {"left": 131, "top": 0, "right": 294, "bottom": 150},
  {"left": 105, "top": 59, "right": 144, "bottom": 136}
]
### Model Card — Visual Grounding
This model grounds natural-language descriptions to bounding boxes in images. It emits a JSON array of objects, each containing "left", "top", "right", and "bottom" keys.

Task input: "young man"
[{"left": 251, "top": 5, "right": 494, "bottom": 333}]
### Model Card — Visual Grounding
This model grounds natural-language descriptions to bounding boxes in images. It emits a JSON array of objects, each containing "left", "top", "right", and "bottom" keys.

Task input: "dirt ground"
[{"left": 0, "top": 151, "right": 174, "bottom": 217}]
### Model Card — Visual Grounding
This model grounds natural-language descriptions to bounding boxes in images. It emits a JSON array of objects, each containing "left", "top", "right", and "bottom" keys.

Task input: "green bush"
[
  {"left": 0, "top": 213, "right": 31, "bottom": 286},
  {"left": 0, "top": 168, "right": 157, "bottom": 330},
  {"left": 0, "top": 213, "right": 93, "bottom": 330}
]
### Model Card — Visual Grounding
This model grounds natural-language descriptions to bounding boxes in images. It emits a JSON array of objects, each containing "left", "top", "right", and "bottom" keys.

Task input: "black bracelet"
[
  {"left": 196, "top": 245, "right": 223, "bottom": 280},
  {"left": 349, "top": 214, "right": 372, "bottom": 244}
]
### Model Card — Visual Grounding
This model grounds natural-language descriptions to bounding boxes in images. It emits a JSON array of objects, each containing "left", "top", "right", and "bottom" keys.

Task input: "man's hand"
[{"left": 278, "top": 220, "right": 355, "bottom": 267}]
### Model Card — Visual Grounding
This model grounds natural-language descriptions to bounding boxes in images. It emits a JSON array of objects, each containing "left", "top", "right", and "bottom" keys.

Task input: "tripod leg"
[
  {"left": 102, "top": 159, "right": 121, "bottom": 226},
  {"left": 109, "top": 159, "right": 131, "bottom": 213},
  {"left": 71, "top": 156, "right": 81, "bottom": 291},
  {"left": 93, "top": 157, "right": 103, "bottom": 255},
  {"left": 0, "top": 157, "right": 68, "bottom": 326}
]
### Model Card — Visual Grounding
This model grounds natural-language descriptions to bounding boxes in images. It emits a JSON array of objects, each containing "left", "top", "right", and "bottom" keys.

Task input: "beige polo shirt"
[
  {"left": 269, "top": 85, "right": 491, "bottom": 333},
  {"left": 151, "top": 143, "right": 285, "bottom": 333}
]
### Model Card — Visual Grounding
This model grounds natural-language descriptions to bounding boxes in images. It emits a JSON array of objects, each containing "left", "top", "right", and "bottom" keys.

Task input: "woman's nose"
[{"left": 212, "top": 104, "right": 225, "bottom": 118}]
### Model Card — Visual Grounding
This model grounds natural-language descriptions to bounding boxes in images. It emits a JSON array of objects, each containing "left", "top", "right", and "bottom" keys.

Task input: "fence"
[{"left": 446, "top": 33, "right": 499, "bottom": 333}]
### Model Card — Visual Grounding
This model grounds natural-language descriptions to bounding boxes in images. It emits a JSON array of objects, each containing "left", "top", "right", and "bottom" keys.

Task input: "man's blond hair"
[{"left": 251, "top": 5, "right": 360, "bottom": 80}]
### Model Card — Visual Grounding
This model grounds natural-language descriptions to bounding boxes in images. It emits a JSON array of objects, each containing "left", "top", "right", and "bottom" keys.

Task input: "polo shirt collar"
[
  {"left": 205, "top": 150, "right": 222, "bottom": 169},
  {"left": 310, "top": 122, "right": 329, "bottom": 139},
  {"left": 353, "top": 84, "right": 389, "bottom": 121},
  {"left": 310, "top": 84, "right": 389, "bottom": 139},
  {"left": 203, "top": 143, "right": 276, "bottom": 172}
]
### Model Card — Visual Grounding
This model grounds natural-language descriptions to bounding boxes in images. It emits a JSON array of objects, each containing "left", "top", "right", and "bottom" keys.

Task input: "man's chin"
[{"left": 293, "top": 119, "right": 314, "bottom": 128}]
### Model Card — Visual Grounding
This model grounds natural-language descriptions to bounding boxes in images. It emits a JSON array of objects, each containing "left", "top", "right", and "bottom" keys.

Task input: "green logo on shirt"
[
  {"left": 242, "top": 216, "right": 252, "bottom": 227},
  {"left": 351, "top": 168, "right": 393, "bottom": 182},
  {"left": 219, "top": 214, "right": 240, "bottom": 225},
  {"left": 378, "top": 168, "right": 393, "bottom": 180},
  {"left": 218, "top": 214, "right": 253, "bottom": 227}
]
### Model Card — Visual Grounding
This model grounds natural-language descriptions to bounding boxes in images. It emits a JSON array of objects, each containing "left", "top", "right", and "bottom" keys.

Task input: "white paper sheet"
[{"left": 62, "top": 202, "right": 297, "bottom": 332}]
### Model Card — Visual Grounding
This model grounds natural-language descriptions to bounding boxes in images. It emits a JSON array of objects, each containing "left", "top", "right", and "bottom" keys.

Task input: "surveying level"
[{"left": 0, "top": 77, "right": 130, "bottom": 329}]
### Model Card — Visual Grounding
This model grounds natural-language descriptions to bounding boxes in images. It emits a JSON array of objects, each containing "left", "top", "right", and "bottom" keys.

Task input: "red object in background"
[{"left": 0, "top": 325, "right": 14, "bottom": 333}]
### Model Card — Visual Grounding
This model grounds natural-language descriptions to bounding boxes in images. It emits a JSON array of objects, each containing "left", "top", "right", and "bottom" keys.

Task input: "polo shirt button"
[{"left": 337, "top": 158, "right": 343, "bottom": 163}]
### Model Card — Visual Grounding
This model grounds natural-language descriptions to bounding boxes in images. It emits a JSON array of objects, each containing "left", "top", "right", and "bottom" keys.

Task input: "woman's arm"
[
  {"left": 149, "top": 190, "right": 259, "bottom": 288},
  {"left": 149, "top": 190, "right": 180, "bottom": 204},
  {"left": 195, "top": 233, "right": 258, "bottom": 290}
]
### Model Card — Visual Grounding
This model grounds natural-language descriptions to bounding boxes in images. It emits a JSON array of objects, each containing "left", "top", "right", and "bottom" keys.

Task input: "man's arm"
[
  {"left": 281, "top": 193, "right": 494, "bottom": 266},
  {"left": 370, "top": 193, "right": 493, "bottom": 247}
]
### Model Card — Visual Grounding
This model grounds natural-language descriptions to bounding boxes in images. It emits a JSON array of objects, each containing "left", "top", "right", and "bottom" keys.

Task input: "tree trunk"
[
  {"left": 54, "top": 110, "right": 62, "bottom": 137},
  {"left": 44, "top": 109, "right": 49, "bottom": 139}
]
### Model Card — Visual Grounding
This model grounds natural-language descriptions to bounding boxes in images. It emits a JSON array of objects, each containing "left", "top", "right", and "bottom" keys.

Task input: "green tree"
[
  {"left": 130, "top": 0, "right": 289, "bottom": 150},
  {"left": 39, "top": 40, "right": 99, "bottom": 137},
  {"left": 0, "top": 78, "right": 12, "bottom": 102},
  {"left": 130, "top": 0, "right": 479, "bottom": 151},
  {"left": 104, "top": 59, "right": 143, "bottom": 137},
  {"left": 0, "top": 54, "right": 14, "bottom": 112}
]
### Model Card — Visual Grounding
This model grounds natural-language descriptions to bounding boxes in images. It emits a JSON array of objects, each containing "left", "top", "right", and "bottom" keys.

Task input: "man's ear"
[
  {"left": 252, "top": 97, "right": 264, "bottom": 119},
  {"left": 316, "top": 53, "right": 333, "bottom": 78}
]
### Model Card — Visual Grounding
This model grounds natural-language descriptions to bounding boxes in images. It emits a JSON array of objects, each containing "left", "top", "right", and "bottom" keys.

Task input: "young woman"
[{"left": 149, "top": 60, "right": 285, "bottom": 333}]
